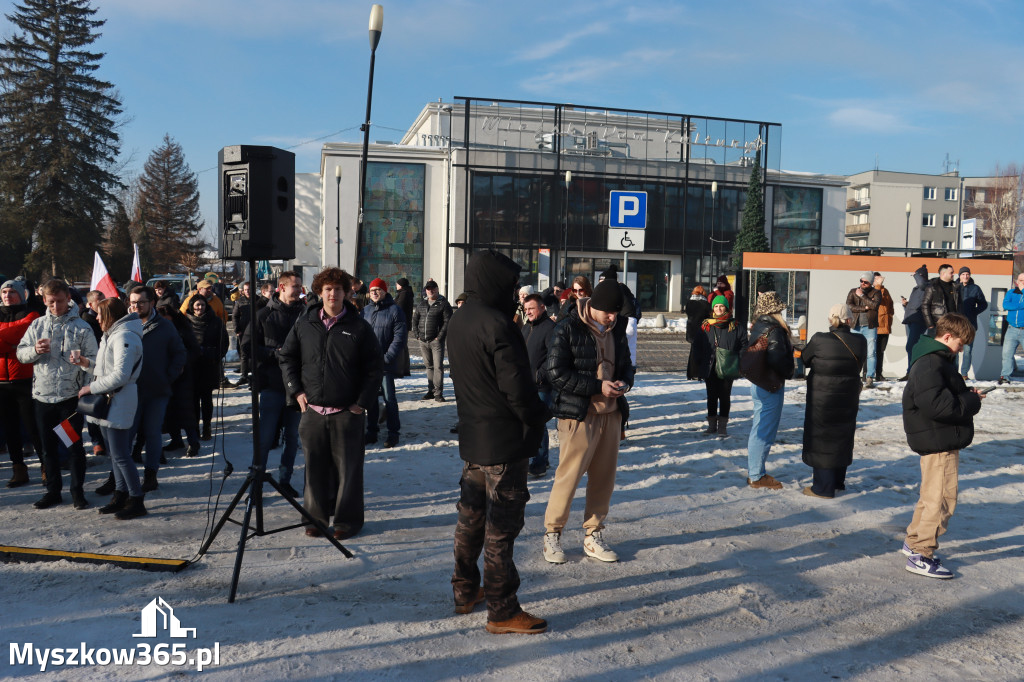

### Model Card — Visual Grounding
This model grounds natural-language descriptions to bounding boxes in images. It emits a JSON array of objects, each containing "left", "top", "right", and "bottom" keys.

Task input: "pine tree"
[
  {"left": 0, "top": 0, "right": 123, "bottom": 281},
  {"left": 135, "top": 134, "right": 205, "bottom": 273},
  {"left": 730, "top": 157, "right": 770, "bottom": 270},
  {"left": 103, "top": 200, "right": 133, "bottom": 283}
]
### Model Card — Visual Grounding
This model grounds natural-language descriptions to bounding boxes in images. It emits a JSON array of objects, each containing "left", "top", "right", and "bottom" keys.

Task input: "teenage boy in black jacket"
[
  {"left": 447, "top": 250, "right": 550, "bottom": 635},
  {"left": 901, "top": 312, "right": 984, "bottom": 579},
  {"left": 279, "top": 268, "right": 382, "bottom": 541}
]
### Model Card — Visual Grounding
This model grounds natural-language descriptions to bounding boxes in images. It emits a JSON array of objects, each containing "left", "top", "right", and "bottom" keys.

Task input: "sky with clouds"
[{"left": 3, "top": 0, "right": 1022, "bottom": 243}]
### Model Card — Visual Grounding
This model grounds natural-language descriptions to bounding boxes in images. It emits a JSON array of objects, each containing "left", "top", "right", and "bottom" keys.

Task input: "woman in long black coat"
[
  {"left": 186, "top": 295, "right": 228, "bottom": 440},
  {"left": 801, "top": 302, "right": 867, "bottom": 498},
  {"left": 691, "top": 294, "right": 747, "bottom": 436},
  {"left": 685, "top": 286, "right": 711, "bottom": 380}
]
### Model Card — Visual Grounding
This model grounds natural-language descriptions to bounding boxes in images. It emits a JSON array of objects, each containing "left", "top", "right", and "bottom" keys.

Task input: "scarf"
[{"left": 701, "top": 313, "right": 736, "bottom": 332}]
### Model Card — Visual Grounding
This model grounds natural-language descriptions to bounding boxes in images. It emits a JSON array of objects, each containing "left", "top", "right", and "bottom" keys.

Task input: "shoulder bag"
[
  {"left": 740, "top": 331, "right": 784, "bottom": 393},
  {"left": 713, "top": 327, "right": 742, "bottom": 380},
  {"left": 77, "top": 356, "right": 142, "bottom": 420}
]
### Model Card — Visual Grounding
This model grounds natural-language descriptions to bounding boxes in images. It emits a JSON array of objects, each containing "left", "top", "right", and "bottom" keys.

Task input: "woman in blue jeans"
[
  {"left": 744, "top": 292, "right": 794, "bottom": 490},
  {"left": 75, "top": 299, "right": 147, "bottom": 519}
]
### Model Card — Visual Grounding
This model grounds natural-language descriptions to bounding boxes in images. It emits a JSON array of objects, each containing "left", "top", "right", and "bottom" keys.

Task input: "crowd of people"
[{"left": 1, "top": 257, "right": 1018, "bottom": 633}]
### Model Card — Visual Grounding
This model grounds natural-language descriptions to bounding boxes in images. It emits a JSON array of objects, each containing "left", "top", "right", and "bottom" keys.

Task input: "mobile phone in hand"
[{"left": 977, "top": 386, "right": 996, "bottom": 395}]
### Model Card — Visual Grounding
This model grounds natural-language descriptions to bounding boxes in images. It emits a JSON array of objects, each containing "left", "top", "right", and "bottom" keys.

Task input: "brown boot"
[
  {"left": 7, "top": 461, "right": 29, "bottom": 488},
  {"left": 702, "top": 417, "right": 718, "bottom": 435},
  {"left": 454, "top": 587, "right": 486, "bottom": 614},
  {"left": 717, "top": 418, "right": 729, "bottom": 437},
  {"left": 747, "top": 474, "right": 783, "bottom": 490},
  {"left": 486, "top": 611, "right": 547, "bottom": 634}
]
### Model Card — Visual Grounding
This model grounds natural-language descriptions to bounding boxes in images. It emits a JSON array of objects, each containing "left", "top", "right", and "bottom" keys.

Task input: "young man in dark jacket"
[
  {"left": 232, "top": 281, "right": 253, "bottom": 386},
  {"left": 901, "top": 312, "right": 983, "bottom": 579},
  {"left": 955, "top": 266, "right": 988, "bottom": 378},
  {"left": 845, "top": 271, "right": 881, "bottom": 387},
  {"left": 521, "top": 293, "right": 555, "bottom": 477},
  {"left": 447, "top": 250, "right": 551, "bottom": 635},
  {"left": 241, "top": 271, "right": 307, "bottom": 496},
  {"left": 920, "top": 264, "right": 961, "bottom": 331},
  {"left": 279, "top": 268, "right": 383, "bottom": 541},
  {"left": 124, "top": 286, "right": 186, "bottom": 493},
  {"left": 411, "top": 281, "right": 452, "bottom": 401},
  {"left": 361, "top": 278, "right": 407, "bottom": 448},
  {"left": 542, "top": 278, "right": 635, "bottom": 565}
]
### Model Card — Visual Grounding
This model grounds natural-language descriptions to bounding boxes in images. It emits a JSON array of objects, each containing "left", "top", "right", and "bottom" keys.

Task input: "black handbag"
[
  {"left": 77, "top": 392, "right": 112, "bottom": 419},
  {"left": 77, "top": 356, "right": 141, "bottom": 420}
]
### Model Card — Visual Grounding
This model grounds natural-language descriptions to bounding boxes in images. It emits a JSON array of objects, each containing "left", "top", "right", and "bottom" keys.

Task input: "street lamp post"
[
  {"left": 335, "top": 166, "right": 342, "bottom": 267},
  {"left": 710, "top": 181, "right": 718, "bottom": 279},
  {"left": 355, "top": 4, "right": 384, "bottom": 276},
  {"left": 562, "top": 170, "right": 571, "bottom": 282},
  {"left": 905, "top": 201, "right": 912, "bottom": 251},
  {"left": 442, "top": 104, "right": 453, "bottom": 295}
]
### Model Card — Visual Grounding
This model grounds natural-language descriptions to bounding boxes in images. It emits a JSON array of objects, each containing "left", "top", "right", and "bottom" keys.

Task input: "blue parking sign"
[{"left": 609, "top": 191, "right": 647, "bottom": 229}]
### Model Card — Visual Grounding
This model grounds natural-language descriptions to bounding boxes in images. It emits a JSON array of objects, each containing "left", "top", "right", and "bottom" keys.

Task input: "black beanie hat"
[
  {"left": 600, "top": 266, "right": 619, "bottom": 281},
  {"left": 397, "top": 277, "right": 410, "bottom": 288},
  {"left": 958, "top": 266, "right": 971, "bottom": 276},
  {"left": 589, "top": 279, "right": 624, "bottom": 313}
]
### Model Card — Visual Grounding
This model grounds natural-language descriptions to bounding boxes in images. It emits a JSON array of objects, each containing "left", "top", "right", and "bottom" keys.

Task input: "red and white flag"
[
  {"left": 131, "top": 243, "right": 142, "bottom": 283},
  {"left": 53, "top": 418, "right": 81, "bottom": 448},
  {"left": 90, "top": 251, "right": 119, "bottom": 299}
]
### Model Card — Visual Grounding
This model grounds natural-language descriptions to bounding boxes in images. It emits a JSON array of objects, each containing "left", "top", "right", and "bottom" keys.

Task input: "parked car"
[{"left": 146, "top": 273, "right": 196, "bottom": 299}]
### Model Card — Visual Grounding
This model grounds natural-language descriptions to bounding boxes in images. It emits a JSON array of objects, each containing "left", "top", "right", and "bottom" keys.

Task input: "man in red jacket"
[{"left": 0, "top": 279, "right": 43, "bottom": 487}]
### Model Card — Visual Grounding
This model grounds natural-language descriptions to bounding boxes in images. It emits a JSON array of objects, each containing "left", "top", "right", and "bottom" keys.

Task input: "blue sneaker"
[{"left": 905, "top": 553, "right": 954, "bottom": 579}]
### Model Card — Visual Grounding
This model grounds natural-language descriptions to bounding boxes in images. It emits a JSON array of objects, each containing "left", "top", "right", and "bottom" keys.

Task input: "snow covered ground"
[{"left": 2, "top": 369, "right": 1023, "bottom": 681}]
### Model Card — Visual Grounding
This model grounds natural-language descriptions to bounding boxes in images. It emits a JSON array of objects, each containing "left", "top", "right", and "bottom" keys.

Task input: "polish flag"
[
  {"left": 90, "top": 252, "right": 119, "bottom": 299},
  {"left": 53, "top": 418, "right": 81, "bottom": 448},
  {"left": 131, "top": 243, "right": 143, "bottom": 283}
]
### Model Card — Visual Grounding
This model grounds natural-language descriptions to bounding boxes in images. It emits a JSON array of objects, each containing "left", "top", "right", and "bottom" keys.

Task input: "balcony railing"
[
  {"left": 846, "top": 197, "right": 871, "bottom": 211},
  {"left": 845, "top": 222, "right": 870, "bottom": 236}
]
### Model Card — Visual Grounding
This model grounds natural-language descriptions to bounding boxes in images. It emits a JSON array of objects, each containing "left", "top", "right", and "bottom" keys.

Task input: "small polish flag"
[
  {"left": 131, "top": 243, "right": 143, "bottom": 283},
  {"left": 53, "top": 418, "right": 81, "bottom": 448},
  {"left": 90, "top": 252, "right": 119, "bottom": 300}
]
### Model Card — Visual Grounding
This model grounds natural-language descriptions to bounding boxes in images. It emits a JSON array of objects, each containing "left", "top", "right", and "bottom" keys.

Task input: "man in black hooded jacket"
[{"left": 447, "top": 250, "right": 551, "bottom": 635}]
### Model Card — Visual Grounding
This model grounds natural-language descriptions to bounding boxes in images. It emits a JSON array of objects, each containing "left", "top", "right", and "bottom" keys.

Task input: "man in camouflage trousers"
[{"left": 447, "top": 251, "right": 551, "bottom": 635}]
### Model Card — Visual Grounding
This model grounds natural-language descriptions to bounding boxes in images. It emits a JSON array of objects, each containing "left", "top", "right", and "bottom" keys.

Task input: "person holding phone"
[{"left": 542, "top": 277, "right": 635, "bottom": 564}]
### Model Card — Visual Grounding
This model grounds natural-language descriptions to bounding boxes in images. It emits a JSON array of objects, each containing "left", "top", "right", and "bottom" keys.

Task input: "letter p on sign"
[{"left": 609, "top": 191, "right": 647, "bottom": 229}]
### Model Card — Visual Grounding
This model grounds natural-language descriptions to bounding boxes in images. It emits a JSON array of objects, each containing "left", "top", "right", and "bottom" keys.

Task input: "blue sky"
[{"left": 4, "top": 0, "right": 1023, "bottom": 243}]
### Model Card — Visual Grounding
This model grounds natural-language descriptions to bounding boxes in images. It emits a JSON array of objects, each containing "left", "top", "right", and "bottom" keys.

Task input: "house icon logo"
[{"left": 133, "top": 597, "right": 197, "bottom": 639}]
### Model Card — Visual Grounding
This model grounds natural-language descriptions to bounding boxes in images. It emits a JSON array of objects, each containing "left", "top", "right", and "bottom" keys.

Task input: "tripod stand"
[{"left": 193, "top": 260, "right": 352, "bottom": 603}]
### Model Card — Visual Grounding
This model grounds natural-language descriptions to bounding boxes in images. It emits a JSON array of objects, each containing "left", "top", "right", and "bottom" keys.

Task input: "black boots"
[
  {"left": 115, "top": 495, "right": 147, "bottom": 520},
  {"left": 98, "top": 490, "right": 129, "bottom": 514},
  {"left": 142, "top": 467, "right": 158, "bottom": 493},
  {"left": 95, "top": 472, "right": 116, "bottom": 495},
  {"left": 201, "top": 424, "right": 212, "bottom": 441}
]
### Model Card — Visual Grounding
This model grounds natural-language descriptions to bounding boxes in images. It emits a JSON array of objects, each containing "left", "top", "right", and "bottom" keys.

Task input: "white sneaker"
[
  {"left": 543, "top": 532, "right": 567, "bottom": 564},
  {"left": 583, "top": 531, "right": 619, "bottom": 562}
]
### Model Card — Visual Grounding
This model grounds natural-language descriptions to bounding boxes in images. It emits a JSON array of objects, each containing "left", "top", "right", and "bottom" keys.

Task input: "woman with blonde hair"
[
  {"left": 75, "top": 298, "right": 146, "bottom": 519},
  {"left": 801, "top": 303, "right": 866, "bottom": 498},
  {"left": 743, "top": 291, "right": 794, "bottom": 489}
]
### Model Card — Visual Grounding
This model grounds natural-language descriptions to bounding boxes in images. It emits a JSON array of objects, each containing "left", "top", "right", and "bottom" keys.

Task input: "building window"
[
  {"left": 922, "top": 213, "right": 935, "bottom": 227},
  {"left": 361, "top": 162, "right": 425, "bottom": 287},
  {"left": 772, "top": 186, "right": 823, "bottom": 252},
  {"left": 923, "top": 186, "right": 936, "bottom": 200},
  {"left": 944, "top": 187, "right": 958, "bottom": 201},
  {"left": 943, "top": 214, "right": 957, "bottom": 228},
  {"left": 941, "top": 241, "right": 955, "bottom": 249},
  {"left": 921, "top": 240, "right": 934, "bottom": 248}
]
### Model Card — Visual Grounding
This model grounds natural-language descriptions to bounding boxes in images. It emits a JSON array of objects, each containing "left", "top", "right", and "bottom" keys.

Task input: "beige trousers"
[
  {"left": 905, "top": 450, "right": 959, "bottom": 559},
  {"left": 544, "top": 411, "right": 620, "bottom": 534}
]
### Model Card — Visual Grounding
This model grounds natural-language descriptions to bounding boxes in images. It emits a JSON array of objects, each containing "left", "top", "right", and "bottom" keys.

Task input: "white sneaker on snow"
[{"left": 583, "top": 531, "right": 618, "bottom": 562}]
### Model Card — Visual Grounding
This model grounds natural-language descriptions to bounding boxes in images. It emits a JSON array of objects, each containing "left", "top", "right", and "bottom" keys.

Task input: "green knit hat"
[{"left": 711, "top": 295, "right": 730, "bottom": 310}]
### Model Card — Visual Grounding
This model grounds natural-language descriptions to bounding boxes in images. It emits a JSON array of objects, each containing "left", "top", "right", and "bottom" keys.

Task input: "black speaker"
[{"left": 218, "top": 145, "right": 296, "bottom": 261}]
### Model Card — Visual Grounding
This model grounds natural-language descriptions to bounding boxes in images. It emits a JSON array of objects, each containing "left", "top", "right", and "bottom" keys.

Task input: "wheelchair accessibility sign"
[{"left": 608, "top": 191, "right": 646, "bottom": 252}]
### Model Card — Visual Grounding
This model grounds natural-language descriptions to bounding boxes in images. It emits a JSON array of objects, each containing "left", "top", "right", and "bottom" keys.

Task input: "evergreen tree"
[
  {"left": 103, "top": 200, "right": 133, "bottom": 283},
  {"left": 135, "top": 133, "right": 205, "bottom": 272},
  {"left": 0, "top": 0, "right": 123, "bottom": 281},
  {"left": 730, "top": 157, "right": 770, "bottom": 270}
]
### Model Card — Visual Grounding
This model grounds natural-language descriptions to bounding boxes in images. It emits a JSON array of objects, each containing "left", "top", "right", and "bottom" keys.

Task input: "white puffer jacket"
[
  {"left": 85, "top": 313, "right": 144, "bottom": 430},
  {"left": 16, "top": 300, "right": 99, "bottom": 404}
]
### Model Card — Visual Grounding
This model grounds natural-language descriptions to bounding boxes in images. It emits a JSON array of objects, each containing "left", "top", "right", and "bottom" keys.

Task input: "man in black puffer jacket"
[
  {"left": 542, "top": 278, "right": 634, "bottom": 565},
  {"left": 447, "top": 250, "right": 550, "bottom": 635},
  {"left": 901, "top": 312, "right": 983, "bottom": 580},
  {"left": 411, "top": 281, "right": 452, "bottom": 401},
  {"left": 360, "top": 278, "right": 407, "bottom": 448},
  {"left": 242, "top": 271, "right": 307, "bottom": 495},
  {"left": 279, "top": 268, "right": 382, "bottom": 540}
]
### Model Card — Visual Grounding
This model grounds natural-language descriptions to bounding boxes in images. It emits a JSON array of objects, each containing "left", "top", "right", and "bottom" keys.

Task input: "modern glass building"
[{"left": 318, "top": 98, "right": 846, "bottom": 312}]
